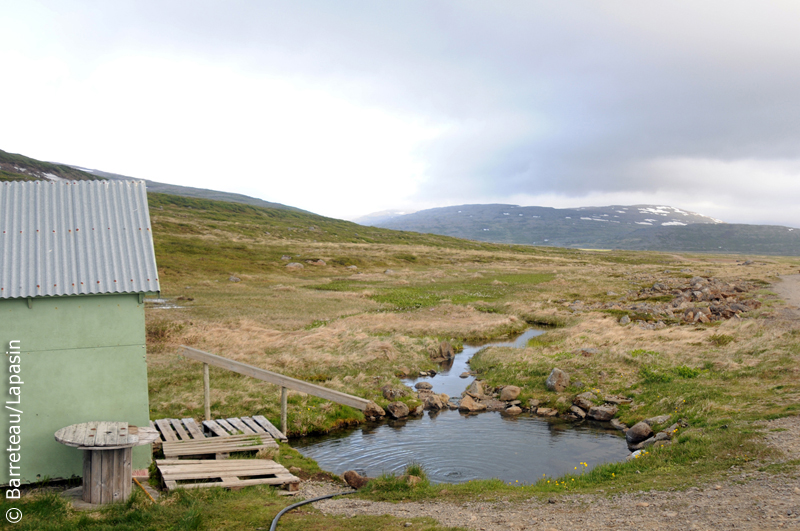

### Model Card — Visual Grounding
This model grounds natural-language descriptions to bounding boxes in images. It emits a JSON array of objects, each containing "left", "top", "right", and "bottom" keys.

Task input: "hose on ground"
[{"left": 269, "top": 490, "right": 357, "bottom": 531}]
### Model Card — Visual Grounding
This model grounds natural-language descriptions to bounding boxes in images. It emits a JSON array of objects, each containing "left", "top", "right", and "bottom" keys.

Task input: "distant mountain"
[
  {"left": 0, "top": 148, "right": 306, "bottom": 213},
  {"left": 366, "top": 203, "right": 800, "bottom": 255},
  {"left": 605, "top": 222, "right": 800, "bottom": 255},
  {"left": 368, "top": 204, "right": 722, "bottom": 245},
  {"left": 352, "top": 209, "right": 418, "bottom": 225}
]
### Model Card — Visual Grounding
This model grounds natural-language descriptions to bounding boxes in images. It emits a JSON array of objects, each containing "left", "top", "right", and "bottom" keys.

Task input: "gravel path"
[
  {"left": 298, "top": 414, "right": 800, "bottom": 530},
  {"left": 774, "top": 275, "right": 800, "bottom": 319}
]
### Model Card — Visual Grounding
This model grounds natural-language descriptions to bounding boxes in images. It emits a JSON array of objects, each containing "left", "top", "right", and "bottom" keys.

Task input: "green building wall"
[{"left": 1, "top": 294, "right": 151, "bottom": 484}]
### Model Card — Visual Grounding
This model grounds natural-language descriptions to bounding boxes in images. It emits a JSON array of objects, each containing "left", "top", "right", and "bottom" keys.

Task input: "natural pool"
[{"left": 293, "top": 329, "right": 629, "bottom": 484}]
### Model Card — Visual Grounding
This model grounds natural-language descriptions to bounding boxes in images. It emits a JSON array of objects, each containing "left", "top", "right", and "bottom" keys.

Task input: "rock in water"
[
  {"left": 569, "top": 405, "right": 587, "bottom": 419},
  {"left": 363, "top": 401, "right": 385, "bottom": 420},
  {"left": 423, "top": 394, "right": 445, "bottom": 410},
  {"left": 626, "top": 421, "right": 654, "bottom": 444},
  {"left": 458, "top": 394, "right": 487, "bottom": 412},
  {"left": 386, "top": 401, "right": 409, "bottom": 419},
  {"left": 499, "top": 385, "right": 521, "bottom": 401},
  {"left": 414, "top": 382, "right": 433, "bottom": 390},
  {"left": 610, "top": 419, "right": 628, "bottom": 431},
  {"left": 545, "top": 368, "right": 570, "bottom": 392},
  {"left": 465, "top": 380, "right": 485, "bottom": 398},
  {"left": 588, "top": 404, "right": 618, "bottom": 421}
]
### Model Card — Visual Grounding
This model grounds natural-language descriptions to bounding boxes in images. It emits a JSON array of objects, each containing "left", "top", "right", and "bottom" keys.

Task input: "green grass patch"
[
  {"left": 630, "top": 349, "right": 660, "bottom": 357},
  {"left": 311, "top": 273, "right": 554, "bottom": 310}
]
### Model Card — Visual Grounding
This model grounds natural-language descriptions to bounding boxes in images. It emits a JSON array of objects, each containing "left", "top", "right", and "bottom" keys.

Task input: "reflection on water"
[
  {"left": 293, "top": 328, "right": 628, "bottom": 484},
  {"left": 293, "top": 410, "right": 628, "bottom": 484}
]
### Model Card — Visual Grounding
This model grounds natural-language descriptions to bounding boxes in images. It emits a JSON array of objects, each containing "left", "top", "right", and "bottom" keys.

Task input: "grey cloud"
[{"left": 23, "top": 1, "right": 800, "bottom": 224}]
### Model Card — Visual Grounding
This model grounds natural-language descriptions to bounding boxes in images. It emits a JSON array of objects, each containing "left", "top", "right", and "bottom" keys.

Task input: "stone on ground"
[{"left": 545, "top": 368, "right": 570, "bottom": 392}]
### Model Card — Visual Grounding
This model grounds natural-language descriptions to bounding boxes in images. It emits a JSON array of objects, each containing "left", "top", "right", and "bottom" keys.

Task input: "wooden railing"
[{"left": 179, "top": 346, "right": 371, "bottom": 436}]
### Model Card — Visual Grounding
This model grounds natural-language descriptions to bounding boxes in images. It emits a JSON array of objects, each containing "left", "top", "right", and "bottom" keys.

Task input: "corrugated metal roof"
[{"left": 0, "top": 180, "right": 160, "bottom": 299}]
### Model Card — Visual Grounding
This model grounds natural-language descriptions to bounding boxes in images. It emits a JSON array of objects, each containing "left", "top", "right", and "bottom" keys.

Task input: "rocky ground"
[
  {"left": 294, "top": 276, "right": 800, "bottom": 530},
  {"left": 571, "top": 274, "right": 763, "bottom": 327}
]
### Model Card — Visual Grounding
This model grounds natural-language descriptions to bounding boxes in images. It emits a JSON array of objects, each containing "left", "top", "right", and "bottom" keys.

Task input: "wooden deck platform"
[
  {"left": 156, "top": 459, "right": 300, "bottom": 491},
  {"left": 151, "top": 416, "right": 287, "bottom": 459}
]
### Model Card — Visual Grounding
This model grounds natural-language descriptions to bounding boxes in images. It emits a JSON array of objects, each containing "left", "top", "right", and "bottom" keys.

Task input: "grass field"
[{"left": 15, "top": 193, "right": 800, "bottom": 529}]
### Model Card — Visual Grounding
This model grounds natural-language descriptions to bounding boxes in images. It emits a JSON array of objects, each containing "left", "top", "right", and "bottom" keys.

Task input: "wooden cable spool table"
[{"left": 55, "top": 421, "right": 159, "bottom": 504}]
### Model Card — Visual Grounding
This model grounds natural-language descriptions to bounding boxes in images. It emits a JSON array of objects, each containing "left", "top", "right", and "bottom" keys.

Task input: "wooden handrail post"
[
  {"left": 280, "top": 386, "right": 288, "bottom": 437},
  {"left": 180, "top": 346, "right": 370, "bottom": 411},
  {"left": 203, "top": 363, "right": 211, "bottom": 421}
]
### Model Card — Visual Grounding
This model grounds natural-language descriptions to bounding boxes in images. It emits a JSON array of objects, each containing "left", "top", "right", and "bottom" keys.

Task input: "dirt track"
[{"left": 773, "top": 275, "right": 800, "bottom": 319}]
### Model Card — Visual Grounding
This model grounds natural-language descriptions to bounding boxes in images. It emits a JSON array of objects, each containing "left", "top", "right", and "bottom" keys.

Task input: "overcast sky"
[{"left": 3, "top": 1, "right": 800, "bottom": 227}]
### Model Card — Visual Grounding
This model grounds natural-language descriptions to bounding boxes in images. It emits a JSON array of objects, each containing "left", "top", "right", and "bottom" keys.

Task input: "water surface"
[
  {"left": 293, "top": 328, "right": 628, "bottom": 483},
  {"left": 293, "top": 411, "right": 628, "bottom": 484}
]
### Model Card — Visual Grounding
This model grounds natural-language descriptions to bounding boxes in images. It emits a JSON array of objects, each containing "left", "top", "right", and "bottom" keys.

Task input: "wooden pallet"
[
  {"left": 151, "top": 416, "right": 286, "bottom": 444},
  {"left": 151, "top": 416, "right": 285, "bottom": 459},
  {"left": 156, "top": 459, "right": 300, "bottom": 491},
  {"left": 162, "top": 433, "right": 278, "bottom": 459}
]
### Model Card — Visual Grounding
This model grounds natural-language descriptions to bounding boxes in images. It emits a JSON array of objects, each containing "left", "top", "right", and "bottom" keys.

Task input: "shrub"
[
  {"left": 640, "top": 365, "right": 673, "bottom": 383},
  {"left": 673, "top": 365, "right": 702, "bottom": 379}
]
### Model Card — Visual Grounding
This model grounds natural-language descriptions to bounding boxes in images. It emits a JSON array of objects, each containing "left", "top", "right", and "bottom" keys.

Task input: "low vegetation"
[
  {"left": 0, "top": 486, "right": 460, "bottom": 531},
  {"left": 18, "top": 192, "right": 800, "bottom": 529}
]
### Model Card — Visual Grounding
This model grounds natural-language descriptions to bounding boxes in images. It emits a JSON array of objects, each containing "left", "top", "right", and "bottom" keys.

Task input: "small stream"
[
  {"left": 401, "top": 328, "right": 545, "bottom": 397},
  {"left": 293, "top": 329, "right": 629, "bottom": 484}
]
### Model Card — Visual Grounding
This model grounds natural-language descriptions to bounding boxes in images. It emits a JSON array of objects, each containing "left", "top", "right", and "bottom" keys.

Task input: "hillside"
[
  {"left": 0, "top": 147, "right": 306, "bottom": 213},
  {"left": 82, "top": 167, "right": 309, "bottom": 213},
  {"left": 0, "top": 149, "right": 103, "bottom": 182},
  {"left": 368, "top": 203, "right": 800, "bottom": 255},
  {"left": 147, "top": 193, "right": 546, "bottom": 282}
]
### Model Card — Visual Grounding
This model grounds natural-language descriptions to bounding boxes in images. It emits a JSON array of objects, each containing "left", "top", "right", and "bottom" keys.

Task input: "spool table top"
[{"left": 55, "top": 421, "right": 160, "bottom": 451}]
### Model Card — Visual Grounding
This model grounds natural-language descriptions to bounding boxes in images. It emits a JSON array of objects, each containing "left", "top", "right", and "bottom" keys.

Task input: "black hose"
[{"left": 269, "top": 490, "right": 357, "bottom": 531}]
